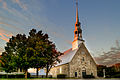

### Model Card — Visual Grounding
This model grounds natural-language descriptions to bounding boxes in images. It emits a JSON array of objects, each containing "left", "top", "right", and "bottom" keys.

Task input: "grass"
[
  {"left": 0, "top": 78, "right": 56, "bottom": 80},
  {"left": 0, "top": 77, "right": 120, "bottom": 80}
]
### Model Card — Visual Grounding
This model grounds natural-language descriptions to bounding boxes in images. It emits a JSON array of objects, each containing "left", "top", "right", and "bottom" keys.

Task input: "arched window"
[
  {"left": 75, "top": 72, "right": 77, "bottom": 77},
  {"left": 82, "top": 57, "right": 84, "bottom": 61}
]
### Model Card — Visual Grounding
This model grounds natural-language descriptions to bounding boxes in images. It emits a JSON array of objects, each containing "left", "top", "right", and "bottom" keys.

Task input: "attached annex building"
[{"left": 49, "top": 2, "right": 97, "bottom": 78}]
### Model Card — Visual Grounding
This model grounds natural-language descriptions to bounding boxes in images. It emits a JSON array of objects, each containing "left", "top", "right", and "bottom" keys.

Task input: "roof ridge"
[{"left": 63, "top": 48, "right": 72, "bottom": 53}]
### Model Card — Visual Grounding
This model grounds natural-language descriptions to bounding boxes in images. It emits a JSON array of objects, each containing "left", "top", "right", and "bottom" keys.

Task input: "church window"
[
  {"left": 82, "top": 57, "right": 85, "bottom": 61},
  {"left": 60, "top": 67, "right": 62, "bottom": 74},
  {"left": 91, "top": 73, "right": 93, "bottom": 76},
  {"left": 75, "top": 72, "right": 77, "bottom": 77}
]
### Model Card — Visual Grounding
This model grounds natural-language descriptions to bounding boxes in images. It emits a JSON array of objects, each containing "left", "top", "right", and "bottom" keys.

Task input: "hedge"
[{"left": 57, "top": 74, "right": 66, "bottom": 78}]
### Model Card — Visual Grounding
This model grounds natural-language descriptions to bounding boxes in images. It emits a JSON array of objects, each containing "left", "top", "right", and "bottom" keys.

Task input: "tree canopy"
[{"left": 0, "top": 29, "right": 63, "bottom": 78}]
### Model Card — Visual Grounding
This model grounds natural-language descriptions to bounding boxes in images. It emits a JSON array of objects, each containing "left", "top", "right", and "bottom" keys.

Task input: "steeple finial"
[{"left": 76, "top": 0, "right": 79, "bottom": 23}]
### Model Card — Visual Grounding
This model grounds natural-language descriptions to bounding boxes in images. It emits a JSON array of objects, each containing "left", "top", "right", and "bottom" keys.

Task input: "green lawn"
[
  {"left": 0, "top": 78, "right": 55, "bottom": 80},
  {"left": 0, "top": 79, "right": 26, "bottom": 80},
  {"left": 0, "top": 78, "right": 120, "bottom": 80},
  {"left": 0, "top": 79, "right": 28, "bottom": 80}
]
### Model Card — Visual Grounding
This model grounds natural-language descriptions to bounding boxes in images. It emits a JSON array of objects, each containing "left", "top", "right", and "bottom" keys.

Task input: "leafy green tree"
[
  {"left": 97, "top": 65, "right": 107, "bottom": 77},
  {"left": 105, "top": 66, "right": 116, "bottom": 78},
  {"left": 0, "top": 29, "right": 63, "bottom": 78},
  {"left": 27, "top": 29, "right": 63, "bottom": 77},
  {"left": 27, "top": 29, "right": 47, "bottom": 77},
  {"left": 44, "top": 42, "right": 62, "bottom": 78},
  {"left": 1, "top": 52, "right": 17, "bottom": 73},
  {"left": 1, "top": 34, "right": 30, "bottom": 78}
]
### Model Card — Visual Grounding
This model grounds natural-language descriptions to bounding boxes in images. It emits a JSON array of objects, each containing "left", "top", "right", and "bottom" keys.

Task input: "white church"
[{"left": 49, "top": 1, "right": 97, "bottom": 78}]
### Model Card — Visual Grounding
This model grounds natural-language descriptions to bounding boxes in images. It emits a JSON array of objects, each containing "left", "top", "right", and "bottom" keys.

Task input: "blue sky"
[{"left": 0, "top": 0, "right": 120, "bottom": 57}]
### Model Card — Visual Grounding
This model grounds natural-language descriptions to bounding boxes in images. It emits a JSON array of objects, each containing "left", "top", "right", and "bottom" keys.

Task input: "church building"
[{"left": 49, "top": 1, "right": 97, "bottom": 78}]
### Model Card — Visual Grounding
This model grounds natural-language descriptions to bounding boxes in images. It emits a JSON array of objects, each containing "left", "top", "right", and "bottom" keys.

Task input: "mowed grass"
[
  {"left": 0, "top": 79, "right": 29, "bottom": 80},
  {"left": 0, "top": 79, "right": 25, "bottom": 80},
  {"left": 0, "top": 78, "right": 40, "bottom": 80},
  {"left": 0, "top": 78, "right": 56, "bottom": 80}
]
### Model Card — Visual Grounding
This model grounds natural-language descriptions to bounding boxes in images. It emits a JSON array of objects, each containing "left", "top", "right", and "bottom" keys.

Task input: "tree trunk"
[
  {"left": 46, "top": 71, "right": 48, "bottom": 78},
  {"left": 25, "top": 69, "right": 28, "bottom": 79},
  {"left": 46, "top": 64, "right": 49, "bottom": 78},
  {"left": 7, "top": 73, "right": 8, "bottom": 78},
  {"left": 36, "top": 68, "right": 39, "bottom": 78}
]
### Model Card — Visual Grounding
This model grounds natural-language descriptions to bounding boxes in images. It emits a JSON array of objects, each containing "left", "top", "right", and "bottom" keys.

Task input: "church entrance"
[{"left": 82, "top": 68, "right": 86, "bottom": 78}]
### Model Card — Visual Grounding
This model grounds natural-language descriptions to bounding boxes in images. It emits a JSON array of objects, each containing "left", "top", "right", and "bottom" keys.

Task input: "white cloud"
[{"left": 95, "top": 41, "right": 120, "bottom": 66}]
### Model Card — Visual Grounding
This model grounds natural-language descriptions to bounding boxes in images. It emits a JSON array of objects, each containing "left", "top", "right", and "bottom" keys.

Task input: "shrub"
[
  {"left": 8, "top": 74, "right": 16, "bottom": 78},
  {"left": 57, "top": 74, "right": 66, "bottom": 78},
  {"left": 0, "top": 74, "right": 25, "bottom": 78},
  {"left": 16, "top": 74, "right": 25, "bottom": 78},
  {"left": 111, "top": 74, "right": 120, "bottom": 78},
  {"left": 0, "top": 74, "right": 6, "bottom": 78},
  {"left": 105, "top": 75, "right": 111, "bottom": 78},
  {"left": 83, "top": 75, "right": 95, "bottom": 78}
]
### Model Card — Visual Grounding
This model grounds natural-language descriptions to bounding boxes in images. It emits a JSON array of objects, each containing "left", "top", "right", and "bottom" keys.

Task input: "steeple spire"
[
  {"left": 72, "top": 0, "right": 84, "bottom": 50},
  {"left": 76, "top": 0, "right": 79, "bottom": 23},
  {"left": 74, "top": 0, "right": 83, "bottom": 41}
]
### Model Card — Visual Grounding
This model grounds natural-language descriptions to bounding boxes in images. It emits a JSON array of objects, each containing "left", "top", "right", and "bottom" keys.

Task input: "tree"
[
  {"left": 27, "top": 29, "right": 63, "bottom": 77},
  {"left": 44, "top": 42, "right": 62, "bottom": 78},
  {"left": 1, "top": 52, "right": 17, "bottom": 73},
  {"left": 97, "top": 65, "right": 107, "bottom": 77},
  {"left": 1, "top": 29, "right": 63, "bottom": 78},
  {"left": 27, "top": 29, "right": 47, "bottom": 77},
  {"left": 1, "top": 34, "right": 31, "bottom": 78}
]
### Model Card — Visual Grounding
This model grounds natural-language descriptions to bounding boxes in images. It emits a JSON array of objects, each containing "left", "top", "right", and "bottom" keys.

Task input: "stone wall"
[
  {"left": 49, "top": 63, "right": 69, "bottom": 77},
  {"left": 69, "top": 44, "right": 97, "bottom": 78}
]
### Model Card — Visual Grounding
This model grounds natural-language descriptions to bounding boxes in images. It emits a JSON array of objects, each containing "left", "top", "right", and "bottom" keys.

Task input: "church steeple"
[
  {"left": 74, "top": 0, "right": 84, "bottom": 41},
  {"left": 72, "top": 0, "right": 84, "bottom": 50}
]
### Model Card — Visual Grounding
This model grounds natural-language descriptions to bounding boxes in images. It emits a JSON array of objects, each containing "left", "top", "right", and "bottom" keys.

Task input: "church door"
[
  {"left": 82, "top": 68, "right": 86, "bottom": 77},
  {"left": 82, "top": 71, "right": 86, "bottom": 77}
]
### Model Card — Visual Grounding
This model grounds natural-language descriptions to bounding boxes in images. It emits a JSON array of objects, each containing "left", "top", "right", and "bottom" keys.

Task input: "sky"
[{"left": 0, "top": 0, "right": 120, "bottom": 58}]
